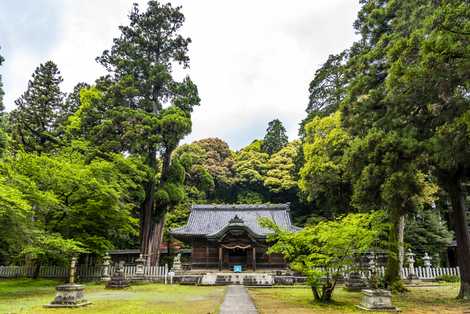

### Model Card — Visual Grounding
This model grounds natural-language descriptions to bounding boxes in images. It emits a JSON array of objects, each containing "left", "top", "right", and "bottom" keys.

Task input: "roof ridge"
[{"left": 191, "top": 203, "right": 290, "bottom": 211}]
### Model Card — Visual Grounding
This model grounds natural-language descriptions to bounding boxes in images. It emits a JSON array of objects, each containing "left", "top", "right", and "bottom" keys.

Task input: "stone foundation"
[
  {"left": 44, "top": 284, "right": 91, "bottom": 308},
  {"left": 200, "top": 272, "right": 274, "bottom": 286},
  {"left": 356, "top": 289, "right": 399, "bottom": 312}
]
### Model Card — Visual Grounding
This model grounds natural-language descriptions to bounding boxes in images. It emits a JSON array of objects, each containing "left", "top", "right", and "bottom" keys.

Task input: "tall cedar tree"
[
  {"left": 96, "top": 1, "right": 200, "bottom": 265},
  {"left": 262, "top": 119, "right": 288, "bottom": 155},
  {"left": 0, "top": 47, "right": 6, "bottom": 155},
  {"left": 342, "top": 0, "right": 470, "bottom": 297},
  {"left": 299, "top": 51, "right": 349, "bottom": 138},
  {"left": 64, "top": 82, "right": 90, "bottom": 120},
  {"left": 10, "top": 61, "right": 65, "bottom": 152},
  {"left": 0, "top": 47, "right": 4, "bottom": 113},
  {"left": 383, "top": 0, "right": 470, "bottom": 298}
]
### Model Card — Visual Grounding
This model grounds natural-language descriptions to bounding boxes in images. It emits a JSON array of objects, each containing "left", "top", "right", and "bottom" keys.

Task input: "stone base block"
[
  {"left": 44, "top": 284, "right": 91, "bottom": 308},
  {"left": 106, "top": 276, "right": 130, "bottom": 289},
  {"left": 356, "top": 289, "right": 400, "bottom": 312}
]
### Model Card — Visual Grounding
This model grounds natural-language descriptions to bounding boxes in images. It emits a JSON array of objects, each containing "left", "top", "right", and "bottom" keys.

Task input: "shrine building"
[{"left": 170, "top": 204, "right": 301, "bottom": 271}]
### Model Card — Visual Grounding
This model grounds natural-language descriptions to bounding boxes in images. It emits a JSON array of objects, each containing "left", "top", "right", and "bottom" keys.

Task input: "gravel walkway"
[{"left": 219, "top": 285, "right": 258, "bottom": 314}]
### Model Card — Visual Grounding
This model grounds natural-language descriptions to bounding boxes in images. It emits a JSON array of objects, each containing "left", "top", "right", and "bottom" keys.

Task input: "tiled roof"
[{"left": 170, "top": 204, "right": 301, "bottom": 239}]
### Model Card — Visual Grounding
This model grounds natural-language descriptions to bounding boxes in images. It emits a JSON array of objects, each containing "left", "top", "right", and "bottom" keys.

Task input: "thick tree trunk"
[
  {"left": 446, "top": 179, "right": 470, "bottom": 300},
  {"left": 385, "top": 208, "right": 403, "bottom": 287},
  {"left": 141, "top": 147, "right": 173, "bottom": 266},
  {"left": 398, "top": 215, "right": 405, "bottom": 271},
  {"left": 141, "top": 148, "right": 157, "bottom": 265}
]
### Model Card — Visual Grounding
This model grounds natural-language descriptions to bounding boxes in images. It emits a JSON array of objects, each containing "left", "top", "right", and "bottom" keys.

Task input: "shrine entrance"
[
  {"left": 227, "top": 247, "right": 247, "bottom": 266},
  {"left": 218, "top": 240, "right": 257, "bottom": 271}
]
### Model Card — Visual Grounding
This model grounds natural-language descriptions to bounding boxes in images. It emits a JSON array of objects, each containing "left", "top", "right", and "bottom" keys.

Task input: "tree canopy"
[{"left": 262, "top": 119, "right": 288, "bottom": 155}]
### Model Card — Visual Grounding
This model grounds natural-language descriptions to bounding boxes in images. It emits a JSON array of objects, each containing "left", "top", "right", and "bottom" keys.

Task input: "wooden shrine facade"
[{"left": 170, "top": 204, "right": 301, "bottom": 271}]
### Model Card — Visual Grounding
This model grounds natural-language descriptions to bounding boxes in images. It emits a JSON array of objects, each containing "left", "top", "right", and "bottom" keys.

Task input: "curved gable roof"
[{"left": 171, "top": 204, "right": 301, "bottom": 240}]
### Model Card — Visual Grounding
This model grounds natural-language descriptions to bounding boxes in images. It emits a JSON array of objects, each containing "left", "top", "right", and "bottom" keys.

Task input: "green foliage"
[
  {"left": 192, "top": 138, "right": 236, "bottom": 193},
  {"left": 21, "top": 232, "right": 87, "bottom": 265},
  {"left": 236, "top": 190, "right": 265, "bottom": 204},
  {"left": 261, "top": 211, "right": 385, "bottom": 303},
  {"left": 9, "top": 61, "right": 65, "bottom": 152},
  {"left": 264, "top": 141, "right": 299, "bottom": 194},
  {"left": 0, "top": 46, "right": 4, "bottom": 113},
  {"left": 299, "top": 51, "right": 349, "bottom": 138},
  {"left": 0, "top": 148, "right": 144, "bottom": 262},
  {"left": 89, "top": 0, "right": 200, "bottom": 262},
  {"left": 405, "top": 208, "right": 453, "bottom": 265},
  {"left": 235, "top": 148, "right": 269, "bottom": 187},
  {"left": 262, "top": 119, "right": 288, "bottom": 155},
  {"left": 300, "top": 112, "right": 352, "bottom": 216},
  {"left": 338, "top": 0, "right": 470, "bottom": 295}
]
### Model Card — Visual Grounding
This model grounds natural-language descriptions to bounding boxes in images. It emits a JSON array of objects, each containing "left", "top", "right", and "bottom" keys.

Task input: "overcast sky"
[{"left": 0, "top": 0, "right": 360, "bottom": 149}]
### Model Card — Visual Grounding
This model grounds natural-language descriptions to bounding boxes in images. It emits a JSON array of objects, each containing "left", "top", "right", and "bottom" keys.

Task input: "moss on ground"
[{"left": 0, "top": 279, "right": 225, "bottom": 314}]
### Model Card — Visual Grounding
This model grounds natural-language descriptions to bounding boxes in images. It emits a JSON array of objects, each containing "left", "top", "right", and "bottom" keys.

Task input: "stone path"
[{"left": 219, "top": 285, "right": 258, "bottom": 314}]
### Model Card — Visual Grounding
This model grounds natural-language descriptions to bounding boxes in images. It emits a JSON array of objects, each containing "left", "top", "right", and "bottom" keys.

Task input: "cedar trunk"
[
  {"left": 385, "top": 208, "right": 403, "bottom": 286},
  {"left": 446, "top": 178, "right": 470, "bottom": 300},
  {"left": 398, "top": 215, "right": 405, "bottom": 271},
  {"left": 141, "top": 148, "right": 173, "bottom": 266}
]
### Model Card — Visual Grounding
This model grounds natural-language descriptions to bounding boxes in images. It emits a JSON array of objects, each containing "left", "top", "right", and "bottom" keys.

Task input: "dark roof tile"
[{"left": 171, "top": 203, "right": 301, "bottom": 238}]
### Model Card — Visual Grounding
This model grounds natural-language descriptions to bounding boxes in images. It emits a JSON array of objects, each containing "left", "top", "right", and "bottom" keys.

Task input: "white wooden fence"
[
  {"left": 351, "top": 266, "right": 460, "bottom": 280},
  {"left": 0, "top": 264, "right": 169, "bottom": 282}
]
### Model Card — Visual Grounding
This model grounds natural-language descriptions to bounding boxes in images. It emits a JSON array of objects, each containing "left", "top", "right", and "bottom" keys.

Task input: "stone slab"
[{"left": 219, "top": 285, "right": 258, "bottom": 314}]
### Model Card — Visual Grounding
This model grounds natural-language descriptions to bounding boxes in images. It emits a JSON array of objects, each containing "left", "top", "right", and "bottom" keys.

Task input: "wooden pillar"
[
  {"left": 252, "top": 247, "right": 256, "bottom": 272},
  {"left": 206, "top": 244, "right": 209, "bottom": 268},
  {"left": 218, "top": 246, "right": 222, "bottom": 271}
]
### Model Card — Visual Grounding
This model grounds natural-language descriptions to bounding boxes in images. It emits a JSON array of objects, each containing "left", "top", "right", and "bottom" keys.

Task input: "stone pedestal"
[
  {"left": 44, "top": 257, "right": 91, "bottom": 308},
  {"left": 106, "top": 261, "right": 130, "bottom": 289},
  {"left": 345, "top": 272, "right": 367, "bottom": 291},
  {"left": 356, "top": 289, "right": 399, "bottom": 312},
  {"left": 44, "top": 284, "right": 91, "bottom": 308}
]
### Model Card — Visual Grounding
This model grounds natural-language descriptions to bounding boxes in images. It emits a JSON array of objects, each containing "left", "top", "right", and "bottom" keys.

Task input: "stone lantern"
[
  {"left": 406, "top": 249, "right": 419, "bottom": 282},
  {"left": 172, "top": 253, "right": 182, "bottom": 273},
  {"left": 133, "top": 254, "right": 147, "bottom": 281},
  {"left": 423, "top": 252, "right": 432, "bottom": 278},
  {"left": 44, "top": 256, "right": 91, "bottom": 308}
]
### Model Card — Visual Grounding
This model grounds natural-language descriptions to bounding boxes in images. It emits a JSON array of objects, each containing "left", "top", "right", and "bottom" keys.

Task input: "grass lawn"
[
  {"left": 0, "top": 279, "right": 225, "bottom": 314},
  {"left": 249, "top": 284, "right": 470, "bottom": 314}
]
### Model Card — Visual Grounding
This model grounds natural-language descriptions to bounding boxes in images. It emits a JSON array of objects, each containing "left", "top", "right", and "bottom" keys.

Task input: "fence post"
[{"left": 164, "top": 264, "right": 168, "bottom": 284}]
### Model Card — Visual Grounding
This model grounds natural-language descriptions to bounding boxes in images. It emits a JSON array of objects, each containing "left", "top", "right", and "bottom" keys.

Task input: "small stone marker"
[
  {"left": 101, "top": 253, "right": 111, "bottom": 282},
  {"left": 44, "top": 256, "right": 91, "bottom": 308}
]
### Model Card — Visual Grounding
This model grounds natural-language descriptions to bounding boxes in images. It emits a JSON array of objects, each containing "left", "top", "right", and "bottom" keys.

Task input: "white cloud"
[{"left": 0, "top": 0, "right": 360, "bottom": 149}]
